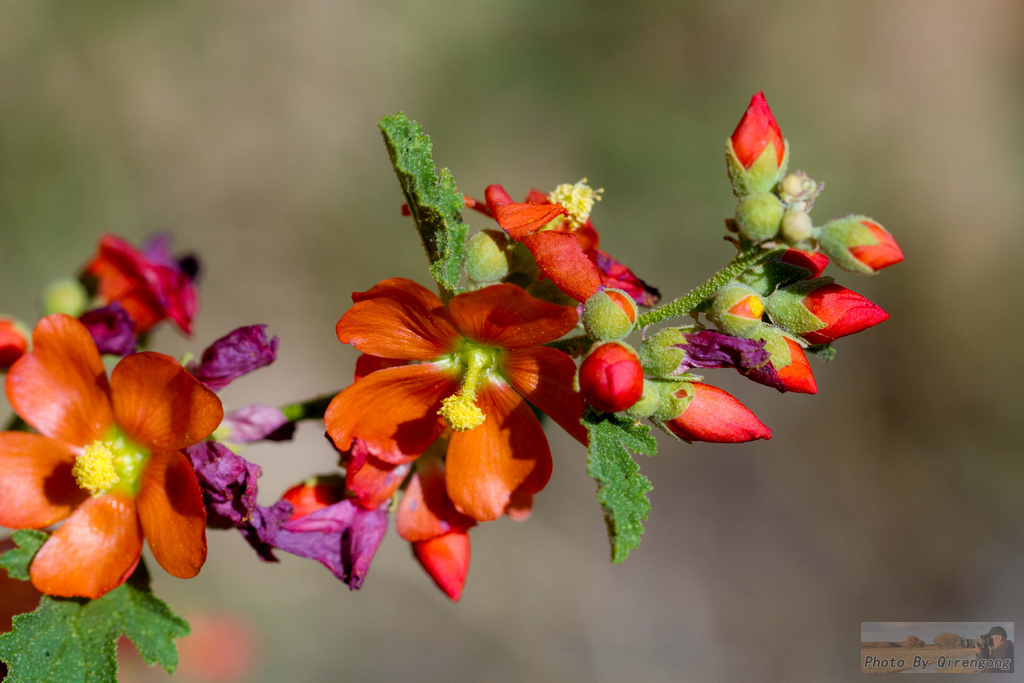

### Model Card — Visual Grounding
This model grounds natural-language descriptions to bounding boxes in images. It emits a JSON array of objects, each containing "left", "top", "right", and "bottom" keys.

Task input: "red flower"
[
  {"left": 662, "top": 382, "right": 771, "bottom": 443},
  {"left": 85, "top": 234, "right": 198, "bottom": 335},
  {"left": 281, "top": 475, "right": 346, "bottom": 519},
  {"left": 767, "top": 280, "right": 889, "bottom": 345},
  {"left": 325, "top": 278, "right": 586, "bottom": 521},
  {"left": 0, "top": 315, "right": 222, "bottom": 598},
  {"left": 578, "top": 342, "right": 644, "bottom": 413},
  {"left": 730, "top": 92, "right": 785, "bottom": 170},
  {"left": 0, "top": 319, "right": 28, "bottom": 369},
  {"left": 817, "top": 216, "right": 904, "bottom": 275}
]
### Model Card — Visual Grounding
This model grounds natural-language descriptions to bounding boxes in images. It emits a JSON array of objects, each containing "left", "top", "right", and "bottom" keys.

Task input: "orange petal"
[
  {"left": 137, "top": 451, "right": 207, "bottom": 579},
  {"left": 111, "top": 352, "right": 224, "bottom": 452},
  {"left": 501, "top": 346, "right": 588, "bottom": 445},
  {"left": 521, "top": 231, "right": 603, "bottom": 302},
  {"left": 485, "top": 184, "right": 567, "bottom": 240},
  {"left": 396, "top": 457, "right": 475, "bottom": 542},
  {"left": 0, "top": 432, "right": 86, "bottom": 529},
  {"left": 324, "top": 363, "right": 458, "bottom": 464},
  {"left": 30, "top": 492, "right": 142, "bottom": 599},
  {"left": 446, "top": 380, "right": 552, "bottom": 521},
  {"left": 5, "top": 314, "right": 113, "bottom": 446},
  {"left": 336, "top": 278, "right": 460, "bottom": 360},
  {"left": 347, "top": 453, "right": 410, "bottom": 510},
  {"left": 447, "top": 283, "right": 578, "bottom": 349},
  {"left": 412, "top": 531, "right": 470, "bottom": 602},
  {"left": 353, "top": 354, "right": 408, "bottom": 383},
  {"left": 505, "top": 490, "right": 533, "bottom": 521}
]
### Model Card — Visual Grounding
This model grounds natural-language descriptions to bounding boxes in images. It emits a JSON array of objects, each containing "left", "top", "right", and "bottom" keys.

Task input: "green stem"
[
  {"left": 280, "top": 393, "right": 337, "bottom": 423},
  {"left": 636, "top": 246, "right": 785, "bottom": 328}
]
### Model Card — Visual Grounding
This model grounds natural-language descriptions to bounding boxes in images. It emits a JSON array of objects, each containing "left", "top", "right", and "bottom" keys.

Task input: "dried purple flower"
[
  {"left": 222, "top": 404, "right": 295, "bottom": 443},
  {"left": 79, "top": 303, "right": 137, "bottom": 356},
  {"left": 188, "top": 324, "right": 278, "bottom": 391}
]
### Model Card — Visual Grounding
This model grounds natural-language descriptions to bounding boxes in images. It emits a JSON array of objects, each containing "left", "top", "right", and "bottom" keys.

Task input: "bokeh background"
[{"left": 1, "top": 1, "right": 1022, "bottom": 681}]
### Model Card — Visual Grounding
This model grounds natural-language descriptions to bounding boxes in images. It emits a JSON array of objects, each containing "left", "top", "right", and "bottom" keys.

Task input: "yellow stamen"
[
  {"left": 548, "top": 178, "right": 603, "bottom": 229},
  {"left": 73, "top": 441, "right": 119, "bottom": 495},
  {"left": 748, "top": 296, "right": 765, "bottom": 319},
  {"left": 439, "top": 393, "right": 486, "bottom": 431}
]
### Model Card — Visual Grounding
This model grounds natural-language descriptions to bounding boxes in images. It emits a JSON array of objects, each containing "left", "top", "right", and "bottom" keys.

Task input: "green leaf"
[
  {"left": 0, "top": 561, "right": 190, "bottom": 682},
  {"left": 0, "top": 529, "right": 48, "bottom": 581},
  {"left": 583, "top": 409, "right": 657, "bottom": 563},
  {"left": 379, "top": 112, "right": 468, "bottom": 298}
]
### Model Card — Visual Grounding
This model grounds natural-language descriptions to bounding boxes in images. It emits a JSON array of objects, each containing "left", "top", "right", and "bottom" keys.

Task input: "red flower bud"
[
  {"left": 775, "top": 337, "right": 816, "bottom": 394},
  {"left": 0, "top": 319, "right": 29, "bottom": 369},
  {"left": 412, "top": 531, "right": 470, "bottom": 602},
  {"left": 662, "top": 382, "right": 771, "bottom": 443},
  {"left": 798, "top": 283, "right": 889, "bottom": 344},
  {"left": 731, "top": 92, "right": 785, "bottom": 170},
  {"left": 281, "top": 475, "right": 347, "bottom": 520},
  {"left": 817, "top": 216, "right": 903, "bottom": 274},
  {"left": 578, "top": 342, "right": 644, "bottom": 413},
  {"left": 848, "top": 221, "right": 904, "bottom": 273},
  {"left": 779, "top": 249, "right": 829, "bottom": 279}
]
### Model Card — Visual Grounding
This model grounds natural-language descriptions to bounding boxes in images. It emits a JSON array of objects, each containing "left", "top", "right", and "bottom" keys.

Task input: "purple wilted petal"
[
  {"left": 223, "top": 404, "right": 295, "bottom": 443},
  {"left": 185, "top": 441, "right": 262, "bottom": 527},
  {"left": 142, "top": 232, "right": 200, "bottom": 281},
  {"left": 676, "top": 330, "right": 785, "bottom": 392},
  {"left": 594, "top": 249, "right": 661, "bottom": 307},
  {"left": 272, "top": 499, "right": 389, "bottom": 590},
  {"left": 79, "top": 303, "right": 137, "bottom": 356},
  {"left": 188, "top": 325, "right": 278, "bottom": 391},
  {"left": 240, "top": 501, "right": 293, "bottom": 562}
]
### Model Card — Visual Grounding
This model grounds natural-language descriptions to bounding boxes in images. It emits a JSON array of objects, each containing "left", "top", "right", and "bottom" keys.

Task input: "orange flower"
[
  {"left": 325, "top": 278, "right": 586, "bottom": 521},
  {"left": 0, "top": 315, "right": 222, "bottom": 598}
]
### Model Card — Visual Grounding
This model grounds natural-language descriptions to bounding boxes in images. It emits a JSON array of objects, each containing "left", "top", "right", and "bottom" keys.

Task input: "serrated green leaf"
[
  {"left": 379, "top": 112, "right": 468, "bottom": 298},
  {"left": 0, "top": 529, "right": 48, "bottom": 581},
  {"left": 0, "top": 561, "right": 189, "bottom": 682},
  {"left": 583, "top": 410, "right": 657, "bottom": 563}
]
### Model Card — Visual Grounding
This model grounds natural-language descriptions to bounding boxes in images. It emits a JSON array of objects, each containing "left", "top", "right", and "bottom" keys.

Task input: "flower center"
[
  {"left": 438, "top": 344, "right": 497, "bottom": 432},
  {"left": 73, "top": 433, "right": 149, "bottom": 496},
  {"left": 548, "top": 178, "right": 603, "bottom": 229}
]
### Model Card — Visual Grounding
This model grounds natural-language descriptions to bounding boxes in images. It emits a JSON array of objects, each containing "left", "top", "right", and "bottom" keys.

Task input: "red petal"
[
  {"left": 111, "top": 352, "right": 224, "bottom": 452},
  {"left": 87, "top": 235, "right": 166, "bottom": 333},
  {"left": 485, "top": 185, "right": 567, "bottom": 240},
  {"left": 664, "top": 383, "right": 771, "bottom": 443},
  {"left": 731, "top": 92, "right": 785, "bottom": 169},
  {"left": 801, "top": 284, "right": 890, "bottom": 344},
  {"left": 505, "top": 490, "right": 533, "bottom": 521},
  {"left": 776, "top": 338, "right": 817, "bottom": 394},
  {"left": 347, "top": 454, "right": 410, "bottom": 510},
  {"left": 448, "top": 283, "right": 578, "bottom": 349},
  {"left": 336, "top": 278, "right": 459, "bottom": 360},
  {"left": 137, "top": 451, "right": 207, "bottom": 579},
  {"left": 525, "top": 189, "right": 550, "bottom": 205},
  {"left": 324, "top": 364, "right": 458, "bottom": 464},
  {"left": 5, "top": 314, "right": 113, "bottom": 446},
  {"left": 0, "top": 432, "right": 85, "bottom": 529},
  {"left": 412, "top": 531, "right": 470, "bottom": 602},
  {"left": 446, "top": 380, "right": 552, "bottom": 521},
  {"left": 397, "top": 456, "right": 475, "bottom": 542},
  {"left": 30, "top": 493, "right": 143, "bottom": 599},
  {"left": 501, "top": 347, "right": 587, "bottom": 445},
  {"left": 578, "top": 342, "right": 645, "bottom": 414},
  {"left": 849, "top": 221, "right": 904, "bottom": 272},
  {"left": 521, "top": 231, "right": 603, "bottom": 302},
  {"left": 779, "top": 249, "right": 829, "bottom": 278}
]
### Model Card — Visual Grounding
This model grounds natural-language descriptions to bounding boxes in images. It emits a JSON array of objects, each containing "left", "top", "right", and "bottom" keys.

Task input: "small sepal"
[{"left": 637, "top": 327, "right": 687, "bottom": 377}]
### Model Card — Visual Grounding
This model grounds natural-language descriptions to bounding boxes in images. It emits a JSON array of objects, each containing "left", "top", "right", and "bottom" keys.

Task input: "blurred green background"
[{"left": 1, "top": 1, "right": 1022, "bottom": 681}]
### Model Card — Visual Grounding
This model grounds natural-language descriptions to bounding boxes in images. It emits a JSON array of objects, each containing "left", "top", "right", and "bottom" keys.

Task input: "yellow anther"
[
  {"left": 548, "top": 178, "right": 603, "bottom": 229},
  {"left": 438, "top": 392, "right": 486, "bottom": 432},
  {"left": 73, "top": 441, "right": 120, "bottom": 495},
  {"left": 748, "top": 297, "right": 765, "bottom": 319}
]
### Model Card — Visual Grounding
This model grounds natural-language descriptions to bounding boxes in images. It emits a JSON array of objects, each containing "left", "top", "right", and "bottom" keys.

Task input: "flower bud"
[
  {"left": 749, "top": 326, "right": 816, "bottom": 394},
  {"left": 42, "top": 277, "right": 89, "bottom": 317},
  {"left": 779, "top": 208, "right": 813, "bottom": 244},
  {"left": 578, "top": 342, "right": 644, "bottom": 413},
  {"left": 658, "top": 382, "right": 772, "bottom": 443},
  {"left": 637, "top": 327, "right": 686, "bottom": 377},
  {"left": 412, "top": 531, "right": 470, "bottom": 602},
  {"left": 465, "top": 229, "right": 512, "bottom": 284},
  {"left": 281, "top": 475, "right": 347, "bottom": 520},
  {"left": 777, "top": 171, "right": 823, "bottom": 210},
  {"left": 624, "top": 380, "right": 662, "bottom": 420},
  {"left": 709, "top": 284, "right": 765, "bottom": 338},
  {"left": 0, "top": 318, "right": 29, "bottom": 369},
  {"left": 765, "top": 278, "right": 889, "bottom": 344},
  {"left": 582, "top": 289, "right": 637, "bottom": 341},
  {"left": 816, "top": 216, "right": 904, "bottom": 275},
  {"left": 735, "top": 191, "right": 784, "bottom": 243},
  {"left": 726, "top": 92, "right": 789, "bottom": 196}
]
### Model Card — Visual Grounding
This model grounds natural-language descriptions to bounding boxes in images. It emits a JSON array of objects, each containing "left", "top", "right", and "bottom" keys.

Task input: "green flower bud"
[
  {"left": 637, "top": 327, "right": 686, "bottom": 377},
  {"left": 779, "top": 208, "right": 813, "bottom": 244},
  {"left": 42, "top": 278, "right": 89, "bottom": 317},
  {"left": 582, "top": 289, "right": 637, "bottom": 341},
  {"left": 625, "top": 380, "right": 662, "bottom": 420},
  {"left": 777, "top": 171, "right": 822, "bottom": 211},
  {"left": 735, "top": 191, "right": 784, "bottom": 243},
  {"left": 709, "top": 283, "right": 765, "bottom": 338},
  {"left": 648, "top": 379, "right": 693, "bottom": 423},
  {"left": 465, "top": 230, "right": 512, "bottom": 285}
]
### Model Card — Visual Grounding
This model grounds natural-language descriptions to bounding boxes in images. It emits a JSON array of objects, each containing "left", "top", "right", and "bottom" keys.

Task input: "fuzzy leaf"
[
  {"left": 0, "top": 529, "right": 48, "bottom": 581},
  {"left": 379, "top": 112, "right": 468, "bottom": 297},
  {"left": 0, "top": 561, "right": 189, "bottom": 682},
  {"left": 583, "top": 409, "right": 657, "bottom": 563}
]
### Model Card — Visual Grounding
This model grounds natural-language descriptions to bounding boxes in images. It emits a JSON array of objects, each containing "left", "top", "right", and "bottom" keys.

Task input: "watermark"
[{"left": 861, "top": 622, "right": 1014, "bottom": 673}]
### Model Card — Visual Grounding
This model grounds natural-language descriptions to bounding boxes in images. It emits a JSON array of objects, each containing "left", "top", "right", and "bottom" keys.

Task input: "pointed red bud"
[
  {"left": 779, "top": 249, "right": 829, "bottom": 278},
  {"left": 281, "top": 475, "right": 347, "bottom": 520},
  {"left": 766, "top": 279, "right": 889, "bottom": 344},
  {"left": 731, "top": 92, "right": 785, "bottom": 170},
  {"left": 817, "top": 216, "right": 903, "bottom": 274},
  {"left": 0, "top": 318, "right": 29, "bottom": 369},
  {"left": 776, "top": 337, "right": 816, "bottom": 394},
  {"left": 662, "top": 382, "right": 771, "bottom": 443},
  {"left": 413, "top": 531, "right": 470, "bottom": 602},
  {"left": 578, "top": 342, "right": 644, "bottom": 413}
]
